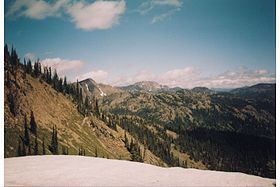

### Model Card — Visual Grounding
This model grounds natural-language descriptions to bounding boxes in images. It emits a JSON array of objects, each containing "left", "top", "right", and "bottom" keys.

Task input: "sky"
[{"left": 4, "top": 0, "right": 276, "bottom": 88}]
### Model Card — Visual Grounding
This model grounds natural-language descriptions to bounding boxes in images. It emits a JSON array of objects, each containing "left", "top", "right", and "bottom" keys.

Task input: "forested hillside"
[
  {"left": 4, "top": 44, "right": 275, "bottom": 178},
  {"left": 100, "top": 83, "right": 276, "bottom": 178},
  {"left": 4, "top": 45, "right": 165, "bottom": 166}
]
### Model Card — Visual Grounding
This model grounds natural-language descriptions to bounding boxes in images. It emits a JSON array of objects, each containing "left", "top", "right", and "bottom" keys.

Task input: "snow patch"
[
  {"left": 85, "top": 83, "right": 89, "bottom": 91},
  {"left": 98, "top": 87, "right": 107, "bottom": 96},
  {"left": 5, "top": 156, "right": 275, "bottom": 187}
]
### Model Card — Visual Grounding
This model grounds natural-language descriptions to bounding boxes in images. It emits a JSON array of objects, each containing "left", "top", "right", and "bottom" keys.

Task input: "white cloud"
[
  {"left": 151, "top": 8, "right": 180, "bottom": 24},
  {"left": 24, "top": 53, "right": 36, "bottom": 62},
  {"left": 139, "top": 0, "right": 182, "bottom": 15},
  {"left": 138, "top": 0, "right": 182, "bottom": 23},
  {"left": 7, "top": 0, "right": 126, "bottom": 31},
  {"left": 66, "top": 0, "right": 126, "bottom": 30},
  {"left": 7, "top": 0, "right": 67, "bottom": 19},
  {"left": 77, "top": 70, "right": 108, "bottom": 83},
  {"left": 41, "top": 58, "right": 84, "bottom": 77},
  {"left": 106, "top": 67, "right": 275, "bottom": 89},
  {"left": 197, "top": 69, "right": 275, "bottom": 89},
  {"left": 153, "top": 0, "right": 182, "bottom": 7},
  {"left": 111, "top": 70, "right": 157, "bottom": 86}
]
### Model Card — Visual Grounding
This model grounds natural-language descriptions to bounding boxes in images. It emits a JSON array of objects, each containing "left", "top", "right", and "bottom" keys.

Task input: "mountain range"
[{"left": 4, "top": 47, "right": 276, "bottom": 178}]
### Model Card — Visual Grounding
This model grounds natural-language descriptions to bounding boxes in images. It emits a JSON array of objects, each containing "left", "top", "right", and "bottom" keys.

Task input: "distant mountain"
[
  {"left": 101, "top": 82, "right": 276, "bottom": 178},
  {"left": 211, "top": 88, "right": 233, "bottom": 92},
  {"left": 191, "top": 87, "right": 215, "bottom": 94},
  {"left": 120, "top": 81, "right": 169, "bottom": 93},
  {"left": 231, "top": 83, "right": 275, "bottom": 96},
  {"left": 79, "top": 78, "right": 122, "bottom": 99}
]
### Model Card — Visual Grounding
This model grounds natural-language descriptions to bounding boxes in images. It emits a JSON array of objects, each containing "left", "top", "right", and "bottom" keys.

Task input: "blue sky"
[{"left": 4, "top": 0, "right": 276, "bottom": 88}]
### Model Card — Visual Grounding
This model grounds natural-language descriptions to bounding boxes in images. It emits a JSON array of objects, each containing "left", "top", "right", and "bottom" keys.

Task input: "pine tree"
[
  {"left": 95, "top": 148, "right": 98, "bottom": 157},
  {"left": 42, "top": 137, "right": 46, "bottom": 155},
  {"left": 22, "top": 142, "right": 26, "bottom": 156},
  {"left": 48, "top": 67, "right": 52, "bottom": 83},
  {"left": 28, "top": 144, "right": 31, "bottom": 155},
  {"left": 34, "top": 135, "right": 39, "bottom": 155},
  {"left": 4, "top": 44, "right": 10, "bottom": 62},
  {"left": 30, "top": 111, "right": 37, "bottom": 135},
  {"left": 58, "top": 78, "right": 63, "bottom": 92},
  {"left": 17, "top": 138, "right": 22, "bottom": 156},
  {"left": 49, "top": 126, "right": 58, "bottom": 155},
  {"left": 23, "top": 114, "right": 30, "bottom": 146},
  {"left": 10, "top": 46, "right": 19, "bottom": 66},
  {"left": 52, "top": 70, "right": 59, "bottom": 90},
  {"left": 7, "top": 92, "right": 16, "bottom": 116},
  {"left": 63, "top": 76, "right": 68, "bottom": 93},
  {"left": 27, "top": 59, "right": 32, "bottom": 74}
]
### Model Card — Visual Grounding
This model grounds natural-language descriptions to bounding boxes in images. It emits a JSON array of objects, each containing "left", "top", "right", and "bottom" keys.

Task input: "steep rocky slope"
[{"left": 4, "top": 62, "right": 164, "bottom": 166}]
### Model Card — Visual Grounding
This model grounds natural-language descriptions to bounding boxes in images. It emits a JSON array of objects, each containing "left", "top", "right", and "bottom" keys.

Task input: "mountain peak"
[
  {"left": 79, "top": 78, "right": 97, "bottom": 85},
  {"left": 121, "top": 81, "right": 169, "bottom": 92}
]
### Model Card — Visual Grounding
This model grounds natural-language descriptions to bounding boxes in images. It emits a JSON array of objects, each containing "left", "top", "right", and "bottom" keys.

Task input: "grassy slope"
[{"left": 4, "top": 69, "right": 165, "bottom": 166}]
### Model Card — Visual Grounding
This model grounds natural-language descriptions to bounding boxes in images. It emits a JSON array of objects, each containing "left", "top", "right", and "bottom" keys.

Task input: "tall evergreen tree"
[
  {"left": 42, "top": 137, "right": 46, "bottom": 155},
  {"left": 17, "top": 138, "right": 22, "bottom": 156},
  {"left": 22, "top": 142, "right": 26, "bottom": 156},
  {"left": 10, "top": 46, "right": 19, "bottom": 66},
  {"left": 4, "top": 44, "right": 10, "bottom": 63},
  {"left": 48, "top": 67, "right": 52, "bottom": 83},
  {"left": 49, "top": 126, "right": 58, "bottom": 155},
  {"left": 30, "top": 111, "right": 37, "bottom": 135},
  {"left": 23, "top": 114, "right": 30, "bottom": 146},
  {"left": 52, "top": 70, "right": 59, "bottom": 90},
  {"left": 63, "top": 76, "right": 68, "bottom": 93},
  {"left": 95, "top": 148, "right": 98, "bottom": 157},
  {"left": 26, "top": 59, "right": 32, "bottom": 74},
  {"left": 7, "top": 92, "right": 16, "bottom": 116},
  {"left": 34, "top": 135, "right": 39, "bottom": 155},
  {"left": 28, "top": 144, "right": 31, "bottom": 155}
]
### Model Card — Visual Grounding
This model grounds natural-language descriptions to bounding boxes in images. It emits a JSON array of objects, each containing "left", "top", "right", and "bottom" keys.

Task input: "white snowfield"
[{"left": 5, "top": 155, "right": 275, "bottom": 187}]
